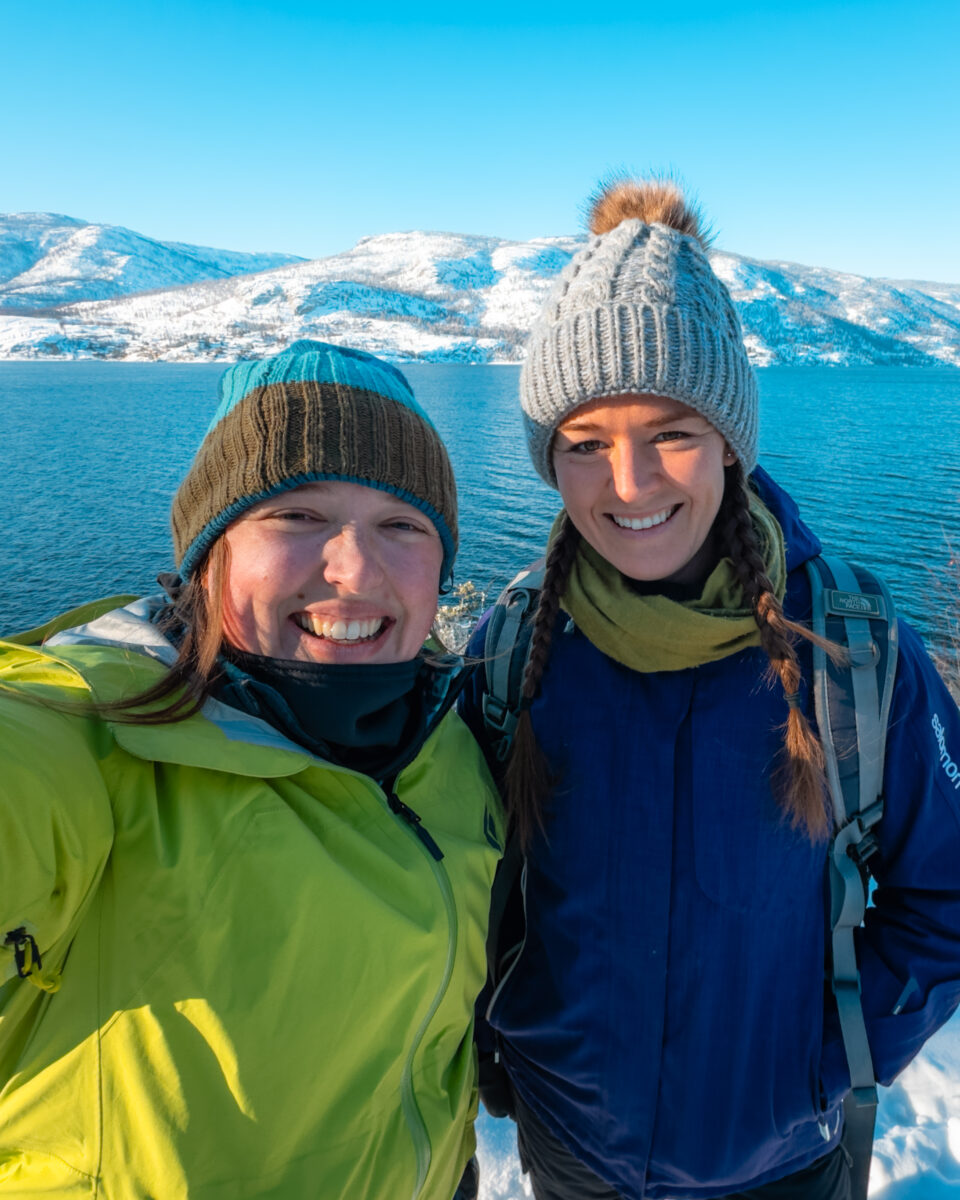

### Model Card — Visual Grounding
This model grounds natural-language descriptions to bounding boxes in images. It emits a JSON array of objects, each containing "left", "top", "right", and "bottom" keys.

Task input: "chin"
[
  {"left": 613, "top": 555, "right": 687, "bottom": 583},
  {"left": 300, "top": 634, "right": 400, "bottom": 665}
]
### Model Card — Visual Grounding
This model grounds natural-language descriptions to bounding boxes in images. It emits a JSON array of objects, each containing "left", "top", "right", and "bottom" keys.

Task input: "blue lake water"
[{"left": 2, "top": 362, "right": 959, "bottom": 647}]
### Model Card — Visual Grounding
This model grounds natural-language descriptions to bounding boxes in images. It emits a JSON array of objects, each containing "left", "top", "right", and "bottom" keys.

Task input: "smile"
[
  {"left": 609, "top": 505, "right": 679, "bottom": 531},
  {"left": 292, "top": 614, "right": 387, "bottom": 643}
]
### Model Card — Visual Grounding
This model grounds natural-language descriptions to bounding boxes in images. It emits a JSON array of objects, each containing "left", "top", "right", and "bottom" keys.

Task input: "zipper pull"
[
  {"left": 387, "top": 793, "right": 444, "bottom": 861},
  {"left": 4, "top": 927, "right": 61, "bottom": 993}
]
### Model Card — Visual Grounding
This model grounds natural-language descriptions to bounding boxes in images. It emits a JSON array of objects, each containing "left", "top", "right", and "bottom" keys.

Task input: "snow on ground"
[{"left": 870, "top": 1007, "right": 960, "bottom": 1196}]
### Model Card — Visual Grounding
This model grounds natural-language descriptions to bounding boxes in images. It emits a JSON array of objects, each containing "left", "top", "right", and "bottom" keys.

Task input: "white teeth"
[
  {"left": 294, "top": 614, "right": 386, "bottom": 642},
  {"left": 612, "top": 507, "right": 675, "bottom": 531}
]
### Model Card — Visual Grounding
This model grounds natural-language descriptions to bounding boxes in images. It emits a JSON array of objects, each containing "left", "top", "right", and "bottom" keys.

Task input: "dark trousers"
[
  {"left": 512, "top": 1090, "right": 852, "bottom": 1200},
  {"left": 452, "top": 1155, "right": 479, "bottom": 1200}
]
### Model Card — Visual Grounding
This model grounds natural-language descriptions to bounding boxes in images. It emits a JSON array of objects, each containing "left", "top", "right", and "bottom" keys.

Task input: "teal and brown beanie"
[
  {"left": 172, "top": 340, "right": 458, "bottom": 582},
  {"left": 520, "top": 179, "right": 758, "bottom": 485}
]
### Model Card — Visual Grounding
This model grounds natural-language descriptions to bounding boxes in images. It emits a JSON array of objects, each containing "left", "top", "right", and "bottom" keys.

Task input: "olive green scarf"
[{"left": 553, "top": 495, "right": 787, "bottom": 673}]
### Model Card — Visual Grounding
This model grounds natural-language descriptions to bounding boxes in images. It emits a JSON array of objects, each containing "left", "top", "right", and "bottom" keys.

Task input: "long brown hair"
[
  {"left": 504, "top": 467, "right": 835, "bottom": 848},
  {"left": 95, "top": 538, "right": 230, "bottom": 725}
]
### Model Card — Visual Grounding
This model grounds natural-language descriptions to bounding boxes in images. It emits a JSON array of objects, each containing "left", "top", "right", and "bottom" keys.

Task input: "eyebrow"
[{"left": 560, "top": 409, "right": 707, "bottom": 433}]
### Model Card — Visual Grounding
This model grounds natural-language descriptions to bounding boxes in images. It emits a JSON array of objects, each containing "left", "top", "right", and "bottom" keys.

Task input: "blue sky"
[{"left": 4, "top": 0, "right": 958, "bottom": 281}]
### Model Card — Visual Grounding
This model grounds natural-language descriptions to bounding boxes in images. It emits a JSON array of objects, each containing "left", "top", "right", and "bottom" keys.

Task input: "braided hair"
[
  {"left": 503, "top": 512, "right": 581, "bottom": 848},
  {"left": 504, "top": 472, "right": 835, "bottom": 847},
  {"left": 716, "top": 464, "right": 832, "bottom": 838}
]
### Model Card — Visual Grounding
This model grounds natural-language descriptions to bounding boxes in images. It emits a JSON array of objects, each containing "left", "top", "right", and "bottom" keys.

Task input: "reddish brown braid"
[
  {"left": 503, "top": 512, "right": 581, "bottom": 848},
  {"left": 718, "top": 464, "right": 833, "bottom": 839}
]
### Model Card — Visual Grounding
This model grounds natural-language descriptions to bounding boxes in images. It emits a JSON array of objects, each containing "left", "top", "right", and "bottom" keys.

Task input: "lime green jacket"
[{"left": 0, "top": 599, "right": 503, "bottom": 1199}]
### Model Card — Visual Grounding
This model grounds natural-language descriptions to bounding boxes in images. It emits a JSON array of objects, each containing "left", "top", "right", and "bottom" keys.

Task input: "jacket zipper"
[
  {"left": 212, "top": 660, "right": 468, "bottom": 1198},
  {"left": 387, "top": 792, "right": 444, "bottom": 861},
  {"left": 383, "top": 783, "right": 459, "bottom": 1200}
]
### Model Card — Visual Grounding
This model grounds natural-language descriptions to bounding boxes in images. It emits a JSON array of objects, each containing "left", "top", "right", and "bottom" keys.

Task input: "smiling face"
[
  {"left": 552, "top": 393, "right": 735, "bottom": 585},
  {"left": 215, "top": 481, "right": 444, "bottom": 664}
]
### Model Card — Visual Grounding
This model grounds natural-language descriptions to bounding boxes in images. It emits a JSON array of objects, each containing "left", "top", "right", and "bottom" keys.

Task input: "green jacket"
[{"left": 0, "top": 598, "right": 503, "bottom": 1199}]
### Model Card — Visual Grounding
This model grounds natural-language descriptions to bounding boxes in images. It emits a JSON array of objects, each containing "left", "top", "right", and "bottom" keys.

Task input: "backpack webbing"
[
  {"left": 481, "top": 554, "right": 899, "bottom": 1200},
  {"left": 806, "top": 555, "right": 898, "bottom": 1200},
  {"left": 481, "top": 560, "right": 544, "bottom": 763}
]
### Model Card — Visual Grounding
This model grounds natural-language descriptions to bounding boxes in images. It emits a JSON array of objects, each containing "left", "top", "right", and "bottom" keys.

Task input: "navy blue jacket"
[{"left": 461, "top": 470, "right": 960, "bottom": 1199}]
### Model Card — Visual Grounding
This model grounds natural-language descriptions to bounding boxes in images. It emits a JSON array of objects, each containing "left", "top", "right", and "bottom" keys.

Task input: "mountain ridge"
[{"left": 1, "top": 214, "right": 958, "bottom": 366}]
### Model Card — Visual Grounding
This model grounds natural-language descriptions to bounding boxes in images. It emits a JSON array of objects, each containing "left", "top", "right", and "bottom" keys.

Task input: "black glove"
[{"left": 479, "top": 1050, "right": 516, "bottom": 1119}]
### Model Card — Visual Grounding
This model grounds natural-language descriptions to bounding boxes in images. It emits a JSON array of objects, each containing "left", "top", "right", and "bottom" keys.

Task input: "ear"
[{"left": 723, "top": 445, "right": 737, "bottom": 465}]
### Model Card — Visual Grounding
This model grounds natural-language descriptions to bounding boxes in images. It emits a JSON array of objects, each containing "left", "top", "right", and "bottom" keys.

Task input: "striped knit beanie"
[
  {"left": 520, "top": 179, "right": 758, "bottom": 485},
  {"left": 172, "top": 340, "right": 457, "bottom": 583}
]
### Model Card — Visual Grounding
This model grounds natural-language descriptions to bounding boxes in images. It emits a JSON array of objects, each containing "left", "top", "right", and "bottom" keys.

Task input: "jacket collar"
[
  {"left": 749, "top": 466, "right": 822, "bottom": 573},
  {"left": 43, "top": 597, "right": 345, "bottom": 775},
  {"left": 42, "top": 595, "right": 459, "bottom": 780}
]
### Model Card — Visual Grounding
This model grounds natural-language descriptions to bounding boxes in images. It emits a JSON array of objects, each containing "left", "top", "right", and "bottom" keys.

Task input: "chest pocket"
[{"left": 689, "top": 698, "right": 823, "bottom": 913}]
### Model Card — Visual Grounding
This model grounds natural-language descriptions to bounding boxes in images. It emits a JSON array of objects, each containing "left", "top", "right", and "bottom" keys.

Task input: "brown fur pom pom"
[{"left": 587, "top": 177, "right": 710, "bottom": 247}]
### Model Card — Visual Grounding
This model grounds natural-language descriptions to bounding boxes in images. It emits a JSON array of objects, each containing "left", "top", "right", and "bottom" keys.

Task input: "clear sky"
[{"left": 4, "top": 0, "right": 958, "bottom": 281}]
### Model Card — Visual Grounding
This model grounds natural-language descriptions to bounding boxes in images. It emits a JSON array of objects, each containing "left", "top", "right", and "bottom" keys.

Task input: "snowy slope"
[
  {"left": 0, "top": 229, "right": 579, "bottom": 362},
  {"left": 712, "top": 253, "right": 960, "bottom": 368},
  {"left": 474, "top": 1008, "right": 960, "bottom": 1198},
  {"left": 1, "top": 216, "right": 957, "bottom": 365},
  {"left": 0, "top": 213, "right": 303, "bottom": 310}
]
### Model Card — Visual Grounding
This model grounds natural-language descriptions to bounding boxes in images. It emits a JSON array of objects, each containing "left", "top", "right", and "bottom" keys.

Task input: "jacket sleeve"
[
  {"left": 820, "top": 619, "right": 960, "bottom": 1100},
  {"left": 456, "top": 612, "right": 520, "bottom": 1117},
  {"left": 0, "top": 683, "right": 115, "bottom": 987}
]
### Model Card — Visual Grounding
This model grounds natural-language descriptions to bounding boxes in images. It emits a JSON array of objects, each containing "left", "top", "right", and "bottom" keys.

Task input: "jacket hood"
[
  {"left": 36, "top": 596, "right": 323, "bottom": 771},
  {"left": 750, "top": 466, "right": 821, "bottom": 573},
  {"left": 46, "top": 594, "right": 178, "bottom": 663}
]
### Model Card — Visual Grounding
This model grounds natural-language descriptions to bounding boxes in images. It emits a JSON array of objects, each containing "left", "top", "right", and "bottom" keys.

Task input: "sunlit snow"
[{"left": 1, "top": 214, "right": 958, "bottom": 365}]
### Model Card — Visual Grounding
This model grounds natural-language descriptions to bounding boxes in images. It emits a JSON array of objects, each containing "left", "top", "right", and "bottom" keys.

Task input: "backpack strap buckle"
[
  {"left": 481, "top": 694, "right": 520, "bottom": 762},
  {"left": 845, "top": 798, "right": 884, "bottom": 872}
]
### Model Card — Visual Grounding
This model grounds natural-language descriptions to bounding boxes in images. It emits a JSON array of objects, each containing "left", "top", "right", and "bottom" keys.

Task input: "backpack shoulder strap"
[
  {"left": 806, "top": 554, "right": 899, "bottom": 1200},
  {"left": 481, "top": 559, "right": 545, "bottom": 764},
  {"left": 478, "top": 561, "right": 546, "bottom": 988}
]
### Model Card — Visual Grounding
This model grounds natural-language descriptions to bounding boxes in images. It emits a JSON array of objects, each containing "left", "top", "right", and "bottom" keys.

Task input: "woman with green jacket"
[{"left": 0, "top": 340, "right": 503, "bottom": 1198}]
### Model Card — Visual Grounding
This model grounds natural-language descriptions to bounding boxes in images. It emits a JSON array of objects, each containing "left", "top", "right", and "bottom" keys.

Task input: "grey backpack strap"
[
  {"left": 481, "top": 560, "right": 545, "bottom": 763},
  {"left": 807, "top": 554, "right": 899, "bottom": 1200}
]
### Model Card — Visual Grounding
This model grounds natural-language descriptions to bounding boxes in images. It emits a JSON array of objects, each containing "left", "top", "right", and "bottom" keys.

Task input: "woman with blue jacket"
[
  {"left": 461, "top": 181, "right": 960, "bottom": 1199},
  {"left": 0, "top": 340, "right": 502, "bottom": 1198}
]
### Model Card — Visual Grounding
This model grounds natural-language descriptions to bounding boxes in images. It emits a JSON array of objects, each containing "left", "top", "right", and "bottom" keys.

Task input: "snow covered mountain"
[
  {"left": 0, "top": 213, "right": 303, "bottom": 311},
  {"left": 0, "top": 215, "right": 958, "bottom": 366}
]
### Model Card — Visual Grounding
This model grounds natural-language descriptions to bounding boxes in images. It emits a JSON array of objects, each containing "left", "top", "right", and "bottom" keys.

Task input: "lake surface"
[
  {"left": 2, "top": 362, "right": 960, "bottom": 649},
  {"left": 2, "top": 360, "right": 960, "bottom": 1196}
]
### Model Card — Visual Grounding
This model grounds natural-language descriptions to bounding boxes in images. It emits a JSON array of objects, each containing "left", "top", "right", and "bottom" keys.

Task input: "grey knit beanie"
[{"left": 520, "top": 179, "right": 758, "bottom": 486}]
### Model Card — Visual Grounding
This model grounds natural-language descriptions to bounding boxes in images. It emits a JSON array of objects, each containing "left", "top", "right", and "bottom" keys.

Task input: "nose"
[
  {"left": 320, "top": 525, "right": 385, "bottom": 591},
  {"left": 610, "top": 438, "right": 658, "bottom": 501}
]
